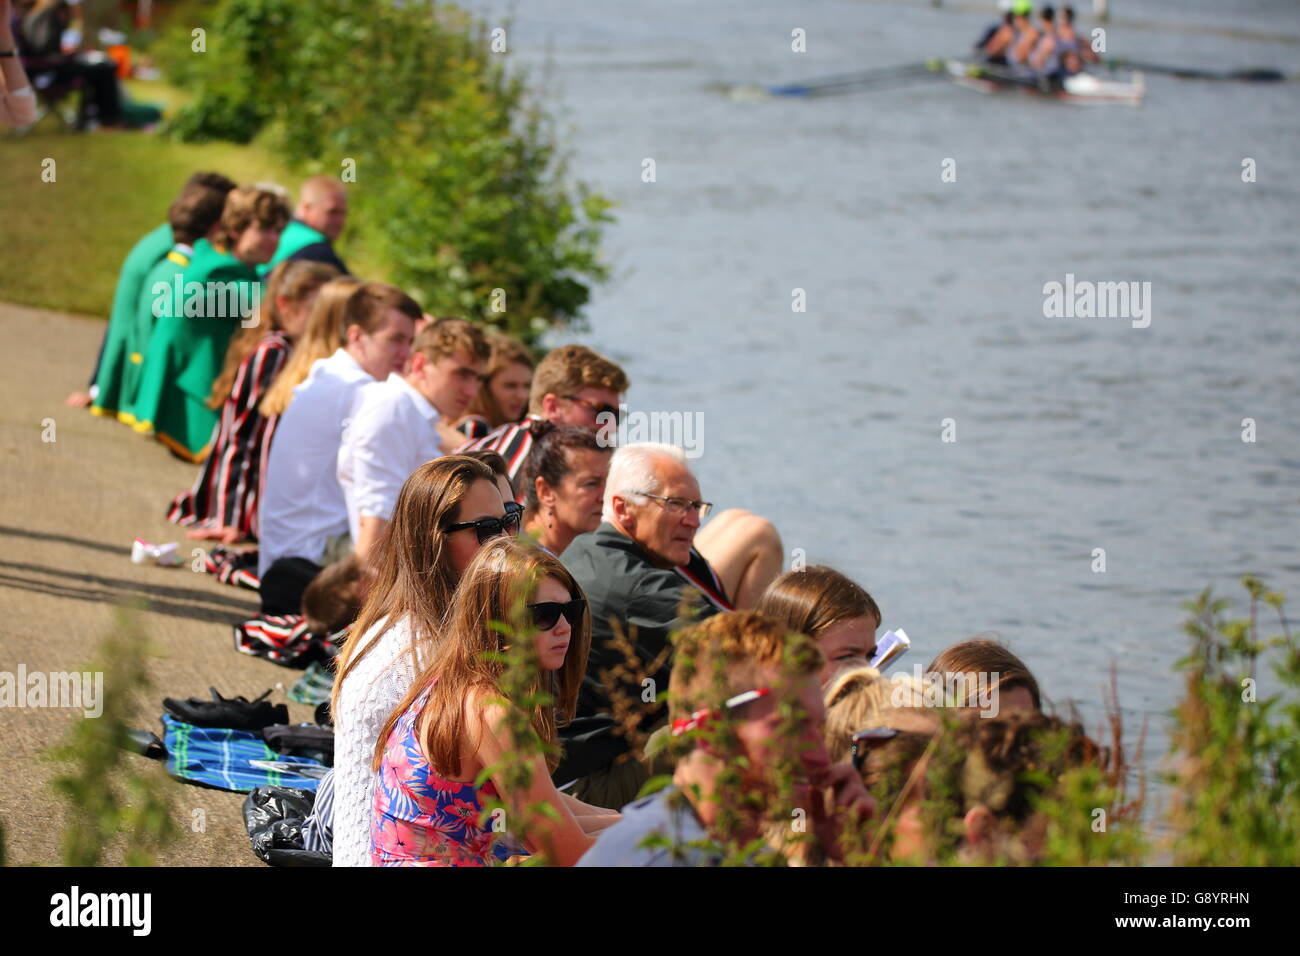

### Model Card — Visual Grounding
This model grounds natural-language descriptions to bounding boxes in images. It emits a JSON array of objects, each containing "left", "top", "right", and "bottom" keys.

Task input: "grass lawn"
[{"left": 0, "top": 79, "right": 380, "bottom": 319}]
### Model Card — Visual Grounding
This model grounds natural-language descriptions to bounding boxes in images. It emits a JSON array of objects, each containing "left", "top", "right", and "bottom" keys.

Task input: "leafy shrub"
[{"left": 162, "top": 0, "right": 611, "bottom": 343}]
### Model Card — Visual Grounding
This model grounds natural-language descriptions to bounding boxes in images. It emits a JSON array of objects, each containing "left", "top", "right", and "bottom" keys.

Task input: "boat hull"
[{"left": 944, "top": 59, "right": 1144, "bottom": 106}]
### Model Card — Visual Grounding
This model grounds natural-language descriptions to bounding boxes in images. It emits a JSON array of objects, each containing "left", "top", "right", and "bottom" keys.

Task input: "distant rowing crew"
[{"left": 977, "top": 1, "right": 1096, "bottom": 84}]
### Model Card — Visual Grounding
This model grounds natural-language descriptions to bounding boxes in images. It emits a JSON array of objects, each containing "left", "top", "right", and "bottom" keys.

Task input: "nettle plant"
[
  {"left": 161, "top": 0, "right": 613, "bottom": 346},
  {"left": 1166, "top": 577, "right": 1298, "bottom": 865}
]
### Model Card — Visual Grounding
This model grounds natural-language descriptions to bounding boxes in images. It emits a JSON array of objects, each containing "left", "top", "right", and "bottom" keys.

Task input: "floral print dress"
[{"left": 371, "top": 684, "right": 500, "bottom": 866}]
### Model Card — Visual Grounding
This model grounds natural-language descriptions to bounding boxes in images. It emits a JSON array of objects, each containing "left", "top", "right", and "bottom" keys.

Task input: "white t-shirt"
[
  {"left": 332, "top": 615, "right": 420, "bottom": 867},
  {"left": 258, "top": 348, "right": 375, "bottom": 577},
  {"left": 337, "top": 373, "right": 444, "bottom": 545}
]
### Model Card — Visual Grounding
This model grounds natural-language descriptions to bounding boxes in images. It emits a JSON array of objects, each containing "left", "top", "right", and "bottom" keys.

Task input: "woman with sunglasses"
[
  {"left": 329, "top": 454, "right": 522, "bottom": 866},
  {"left": 372, "top": 537, "right": 619, "bottom": 866}
]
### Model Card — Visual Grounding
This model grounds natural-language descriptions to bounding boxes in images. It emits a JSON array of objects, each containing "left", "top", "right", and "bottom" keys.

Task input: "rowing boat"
[{"left": 943, "top": 59, "right": 1144, "bottom": 106}]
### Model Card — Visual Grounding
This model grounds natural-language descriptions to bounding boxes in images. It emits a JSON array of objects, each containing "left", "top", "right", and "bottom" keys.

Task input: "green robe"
[
  {"left": 258, "top": 218, "right": 327, "bottom": 277},
  {"left": 90, "top": 223, "right": 173, "bottom": 420},
  {"left": 118, "top": 245, "right": 194, "bottom": 430},
  {"left": 130, "top": 240, "right": 261, "bottom": 461}
]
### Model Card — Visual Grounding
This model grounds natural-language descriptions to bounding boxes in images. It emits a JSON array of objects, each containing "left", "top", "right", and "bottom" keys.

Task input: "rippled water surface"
[{"left": 462, "top": 0, "right": 1300, "bottom": 791}]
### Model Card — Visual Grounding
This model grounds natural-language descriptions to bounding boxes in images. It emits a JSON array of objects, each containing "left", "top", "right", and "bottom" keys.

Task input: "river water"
[{"left": 460, "top": 0, "right": 1300, "bottom": 802}]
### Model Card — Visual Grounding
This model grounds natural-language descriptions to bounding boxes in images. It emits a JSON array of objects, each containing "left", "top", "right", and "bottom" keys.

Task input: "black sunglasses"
[
  {"left": 446, "top": 505, "right": 522, "bottom": 544},
  {"left": 850, "top": 726, "right": 899, "bottom": 771},
  {"left": 527, "top": 598, "right": 586, "bottom": 632},
  {"left": 562, "top": 394, "right": 621, "bottom": 424}
]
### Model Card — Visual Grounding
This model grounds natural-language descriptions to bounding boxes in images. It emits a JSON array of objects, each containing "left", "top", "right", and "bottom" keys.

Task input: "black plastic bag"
[{"left": 242, "top": 786, "right": 331, "bottom": 867}]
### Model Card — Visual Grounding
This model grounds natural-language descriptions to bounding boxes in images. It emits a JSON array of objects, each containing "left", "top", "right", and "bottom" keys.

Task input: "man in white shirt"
[
  {"left": 256, "top": 283, "right": 420, "bottom": 604},
  {"left": 338, "top": 318, "right": 491, "bottom": 565}
]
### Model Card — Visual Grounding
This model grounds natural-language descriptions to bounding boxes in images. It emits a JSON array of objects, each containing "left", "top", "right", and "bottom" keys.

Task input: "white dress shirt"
[
  {"left": 337, "top": 372, "right": 444, "bottom": 544},
  {"left": 258, "top": 348, "right": 376, "bottom": 576}
]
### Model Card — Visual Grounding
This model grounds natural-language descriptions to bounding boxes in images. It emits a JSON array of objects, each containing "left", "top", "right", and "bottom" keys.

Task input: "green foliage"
[
  {"left": 160, "top": 0, "right": 612, "bottom": 344},
  {"left": 46, "top": 606, "right": 178, "bottom": 867},
  {"left": 1165, "top": 577, "right": 1299, "bottom": 865}
]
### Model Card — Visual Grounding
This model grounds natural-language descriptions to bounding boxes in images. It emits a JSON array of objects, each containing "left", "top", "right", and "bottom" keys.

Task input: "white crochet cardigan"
[{"left": 331, "top": 616, "right": 418, "bottom": 867}]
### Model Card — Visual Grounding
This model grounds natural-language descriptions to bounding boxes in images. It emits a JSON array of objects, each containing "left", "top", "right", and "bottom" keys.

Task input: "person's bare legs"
[{"left": 693, "top": 508, "right": 784, "bottom": 609}]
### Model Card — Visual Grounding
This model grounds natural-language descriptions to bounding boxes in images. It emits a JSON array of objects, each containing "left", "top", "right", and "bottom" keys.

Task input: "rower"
[
  {"left": 1005, "top": 0, "right": 1040, "bottom": 70},
  {"left": 1058, "top": 5, "right": 1098, "bottom": 73},
  {"left": 1029, "top": 6, "right": 1062, "bottom": 83},
  {"left": 977, "top": 1, "right": 1015, "bottom": 65}
]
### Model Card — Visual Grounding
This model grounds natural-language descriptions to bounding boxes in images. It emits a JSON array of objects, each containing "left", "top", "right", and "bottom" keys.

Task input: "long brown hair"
[
  {"left": 258, "top": 276, "right": 361, "bottom": 418},
  {"left": 208, "top": 260, "right": 338, "bottom": 409},
  {"left": 331, "top": 455, "right": 499, "bottom": 715},
  {"left": 466, "top": 331, "right": 534, "bottom": 427},
  {"left": 371, "top": 537, "right": 591, "bottom": 777},
  {"left": 755, "top": 565, "right": 881, "bottom": 642},
  {"left": 926, "top": 638, "right": 1043, "bottom": 711}
]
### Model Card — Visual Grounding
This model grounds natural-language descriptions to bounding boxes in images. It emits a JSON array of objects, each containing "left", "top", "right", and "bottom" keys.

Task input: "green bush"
[{"left": 161, "top": 0, "right": 611, "bottom": 343}]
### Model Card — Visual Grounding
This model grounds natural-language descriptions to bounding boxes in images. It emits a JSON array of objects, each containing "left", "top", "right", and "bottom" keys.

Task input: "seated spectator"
[
  {"left": 262, "top": 175, "right": 350, "bottom": 276},
  {"left": 927, "top": 637, "right": 1043, "bottom": 715},
  {"left": 131, "top": 184, "right": 290, "bottom": 461},
  {"left": 0, "top": 0, "right": 37, "bottom": 127},
  {"left": 461, "top": 449, "right": 518, "bottom": 509},
  {"left": 756, "top": 565, "right": 882, "bottom": 686},
  {"left": 856, "top": 710, "right": 1103, "bottom": 864},
  {"left": 15, "top": 0, "right": 121, "bottom": 127},
  {"left": 302, "top": 554, "right": 365, "bottom": 636},
  {"left": 822, "top": 666, "right": 926, "bottom": 764},
  {"left": 82, "top": 172, "right": 235, "bottom": 414},
  {"left": 257, "top": 282, "right": 419, "bottom": 588},
  {"left": 456, "top": 343, "right": 627, "bottom": 483},
  {"left": 577, "top": 611, "right": 872, "bottom": 866},
  {"left": 337, "top": 318, "right": 490, "bottom": 566},
  {"left": 329, "top": 455, "right": 519, "bottom": 866},
  {"left": 455, "top": 331, "right": 534, "bottom": 440},
  {"left": 167, "top": 259, "right": 338, "bottom": 542},
  {"left": 519, "top": 423, "right": 611, "bottom": 556},
  {"left": 372, "top": 538, "right": 619, "bottom": 866},
  {"left": 556, "top": 442, "right": 734, "bottom": 809},
  {"left": 256, "top": 276, "right": 361, "bottom": 421}
]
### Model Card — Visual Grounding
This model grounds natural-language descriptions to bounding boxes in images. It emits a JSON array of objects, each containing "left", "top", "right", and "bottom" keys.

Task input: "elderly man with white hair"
[{"left": 556, "top": 442, "right": 751, "bottom": 809}]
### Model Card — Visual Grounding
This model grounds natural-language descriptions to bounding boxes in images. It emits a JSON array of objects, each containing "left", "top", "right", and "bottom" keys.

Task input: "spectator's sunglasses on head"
[
  {"left": 446, "top": 502, "right": 523, "bottom": 544},
  {"left": 562, "top": 394, "right": 621, "bottom": 424},
  {"left": 527, "top": 598, "right": 587, "bottom": 632},
  {"left": 850, "top": 726, "right": 900, "bottom": 772},
  {"left": 635, "top": 492, "right": 713, "bottom": 520},
  {"left": 670, "top": 687, "right": 771, "bottom": 737}
]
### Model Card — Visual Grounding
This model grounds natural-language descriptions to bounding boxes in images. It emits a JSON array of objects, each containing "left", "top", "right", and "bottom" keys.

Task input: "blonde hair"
[
  {"left": 822, "top": 666, "right": 906, "bottom": 763},
  {"left": 258, "top": 277, "right": 361, "bottom": 418},
  {"left": 371, "top": 537, "right": 591, "bottom": 777}
]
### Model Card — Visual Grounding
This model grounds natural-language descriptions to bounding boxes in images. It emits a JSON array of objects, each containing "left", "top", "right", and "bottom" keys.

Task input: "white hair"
[{"left": 602, "top": 442, "right": 690, "bottom": 524}]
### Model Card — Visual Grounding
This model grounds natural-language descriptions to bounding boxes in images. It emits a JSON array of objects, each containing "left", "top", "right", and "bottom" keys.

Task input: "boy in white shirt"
[{"left": 338, "top": 318, "right": 491, "bottom": 566}]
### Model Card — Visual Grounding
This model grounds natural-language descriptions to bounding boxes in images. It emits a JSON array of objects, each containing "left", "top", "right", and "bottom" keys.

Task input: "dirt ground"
[{"left": 0, "top": 301, "right": 319, "bottom": 867}]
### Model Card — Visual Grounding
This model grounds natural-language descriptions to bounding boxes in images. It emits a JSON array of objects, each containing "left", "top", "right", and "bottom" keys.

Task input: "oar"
[
  {"left": 765, "top": 60, "right": 942, "bottom": 97},
  {"left": 1102, "top": 57, "right": 1287, "bottom": 82}
]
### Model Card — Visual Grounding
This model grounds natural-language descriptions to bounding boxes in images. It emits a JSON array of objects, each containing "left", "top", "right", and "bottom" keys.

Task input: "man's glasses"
[
  {"left": 635, "top": 491, "right": 713, "bottom": 520},
  {"left": 562, "top": 394, "right": 621, "bottom": 424},
  {"left": 446, "top": 505, "right": 522, "bottom": 544},
  {"left": 527, "top": 598, "right": 586, "bottom": 632}
]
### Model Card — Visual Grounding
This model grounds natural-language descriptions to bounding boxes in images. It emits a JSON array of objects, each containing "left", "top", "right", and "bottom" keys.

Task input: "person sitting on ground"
[
  {"left": 0, "top": 0, "right": 37, "bottom": 127},
  {"left": 257, "top": 282, "right": 419, "bottom": 602},
  {"left": 461, "top": 449, "right": 518, "bottom": 510},
  {"left": 328, "top": 455, "right": 521, "bottom": 866},
  {"left": 302, "top": 553, "right": 366, "bottom": 637},
  {"left": 337, "top": 318, "right": 490, "bottom": 566},
  {"left": 855, "top": 709, "right": 1104, "bottom": 864},
  {"left": 755, "top": 565, "right": 882, "bottom": 687},
  {"left": 577, "top": 611, "right": 873, "bottom": 866},
  {"left": 256, "top": 276, "right": 362, "bottom": 422},
  {"left": 261, "top": 175, "right": 350, "bottom": 276},
  {"left": 556, "top": 442, "right": 736, "bottom": 809},
  {"left": 455, "top": 331, "right": 534, "bottom": 441},
  {"left": 519, "top": 423, "right": 611, "bottom": 557},
  {"left": 822, "top": 666, "right": 928, "bottom": 765},
  {"left": 926, "top": 637, "right": 1043, "bottom": 715},
  {"left": 456, "top": 342, "right": 627, "bottom": 483},
  {"left": 131, "top": 184, "right": 290, "bottom": 462},
  {"left": 76, "top": 172, "right": 235, "bottom": 411},
  {"left": 166, "top": 260, "right": 339, "bottom": 543},
  {"left": 372, "top": 537, "right": 619, "bottom": 866}
]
